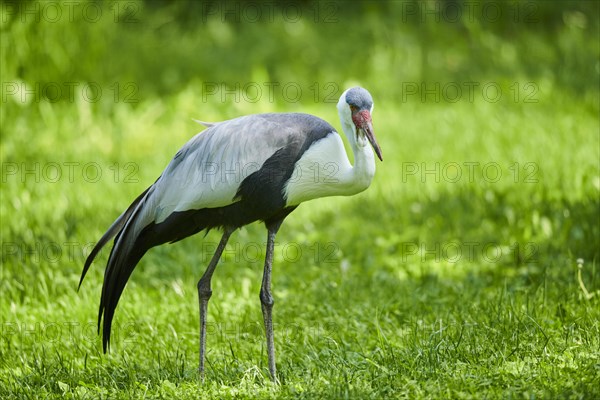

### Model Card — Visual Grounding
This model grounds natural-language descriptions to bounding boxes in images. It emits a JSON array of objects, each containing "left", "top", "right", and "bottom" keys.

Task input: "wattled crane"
[{"left": 79, "top": 86, "right": 383, "bottom": 382}]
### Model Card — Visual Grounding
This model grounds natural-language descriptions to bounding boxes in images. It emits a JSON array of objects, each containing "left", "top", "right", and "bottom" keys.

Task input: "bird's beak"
[
  {"left": 354, "top": 110, "right": 383, "bottom": 161},
  {"left": 362, "top": 120, "right": 383, "bottom": 161}
]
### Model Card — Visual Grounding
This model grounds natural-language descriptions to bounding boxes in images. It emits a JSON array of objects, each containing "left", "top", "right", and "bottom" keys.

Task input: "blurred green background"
[{"left": 1, "top": 0, "right": 599, "bottom": 398}]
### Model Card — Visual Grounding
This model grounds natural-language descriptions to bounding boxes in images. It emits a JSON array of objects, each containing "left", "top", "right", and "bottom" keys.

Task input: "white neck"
[
  {"left": 337, "top": 117, "right": 377, "bottom": 195},
  {"left": 283, "top": 115, "right": 376, "bottom": 206}
]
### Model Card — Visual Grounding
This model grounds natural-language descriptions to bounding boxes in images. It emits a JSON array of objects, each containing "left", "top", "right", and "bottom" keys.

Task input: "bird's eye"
[{"left": 349, "top": 105, "right": 358, "bottom": 113}]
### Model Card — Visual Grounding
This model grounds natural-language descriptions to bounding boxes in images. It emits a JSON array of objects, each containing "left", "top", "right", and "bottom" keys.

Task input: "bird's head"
[{"left": 337, "top": 87, "right": 383, "bottom": 161}]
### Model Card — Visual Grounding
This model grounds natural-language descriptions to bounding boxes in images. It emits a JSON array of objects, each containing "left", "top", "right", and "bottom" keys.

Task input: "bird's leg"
[
  {"left": 197, "top": 228, "right": 232, "bottom": 381},
  {"left": 260, "top": 222, "right": 282, "bottom": 383}
]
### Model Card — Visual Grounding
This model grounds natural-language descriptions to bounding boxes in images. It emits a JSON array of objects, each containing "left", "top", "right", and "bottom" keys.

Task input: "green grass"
[{"left": 1, "top": 1, "right": 599, "bottom": 398}]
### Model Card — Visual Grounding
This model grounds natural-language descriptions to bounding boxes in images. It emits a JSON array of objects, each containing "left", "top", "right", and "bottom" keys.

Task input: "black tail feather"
[
  {"left": 79, "top": 186, "right": 151, "bottom": 291},
  {"left": 95, "top": 191, "right": 154, "bottom": 352},
  {"left": 99, "top": 241, "right": 149, "bottom": 352}
]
